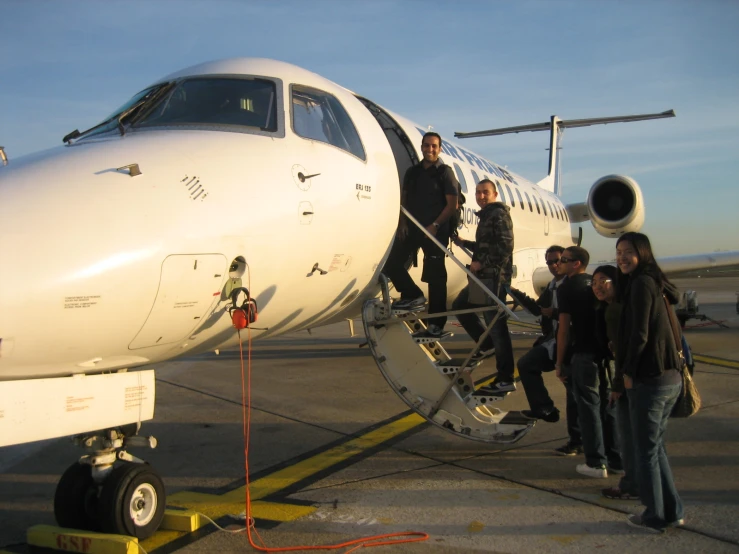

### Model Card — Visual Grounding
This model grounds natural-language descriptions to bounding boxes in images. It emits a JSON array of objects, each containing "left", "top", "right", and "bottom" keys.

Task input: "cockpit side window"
[
  {"left": 135, "top": 77, "right": 282, "bottom": 136},
  {"left": 291, "top": 85, "right": 366, "bottom": 161}
]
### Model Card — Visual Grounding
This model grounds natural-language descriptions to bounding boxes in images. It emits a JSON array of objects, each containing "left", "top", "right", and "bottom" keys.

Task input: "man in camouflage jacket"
[{"left": 452, "top": 179, "right": 516, "bottom": 393}]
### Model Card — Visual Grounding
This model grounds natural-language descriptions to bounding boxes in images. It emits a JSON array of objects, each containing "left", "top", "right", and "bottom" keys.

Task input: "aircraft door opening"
[{"left": 356, "top": 97, "right": 418, "bottom": 186}]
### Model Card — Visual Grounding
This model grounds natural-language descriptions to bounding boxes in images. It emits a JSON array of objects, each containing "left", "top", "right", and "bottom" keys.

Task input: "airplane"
[{"left": 1, "top": 57, "right": 737, "bottom": 539}]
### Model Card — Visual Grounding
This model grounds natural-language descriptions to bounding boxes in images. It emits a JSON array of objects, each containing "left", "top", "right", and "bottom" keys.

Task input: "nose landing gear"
[{"left": 53, "top": 424, "right": 165, "bottom": 539}]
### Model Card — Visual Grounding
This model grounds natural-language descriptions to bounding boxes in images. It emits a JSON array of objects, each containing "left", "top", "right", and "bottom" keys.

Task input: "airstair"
[{"left": 361, "top": 209, "right": 535, "bottom": 444}]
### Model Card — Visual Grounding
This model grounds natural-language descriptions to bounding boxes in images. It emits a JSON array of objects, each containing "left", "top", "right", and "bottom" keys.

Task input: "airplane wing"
[{"left": 658, "top": 251, "right": 739, "bottom": 275}]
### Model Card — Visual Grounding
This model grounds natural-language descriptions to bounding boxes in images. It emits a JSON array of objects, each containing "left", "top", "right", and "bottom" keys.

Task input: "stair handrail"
[{"left": 400, "top": 207, "right": 518, "bottom": 321}]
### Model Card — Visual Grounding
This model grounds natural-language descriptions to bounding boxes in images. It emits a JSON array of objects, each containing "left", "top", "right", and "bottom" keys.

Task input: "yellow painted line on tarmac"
[
  {"left": 694, "top": 354, "right": 739, "bottom": 370},
  {"left": 143, "top": 413, "right": 425, "bottom": 551}
]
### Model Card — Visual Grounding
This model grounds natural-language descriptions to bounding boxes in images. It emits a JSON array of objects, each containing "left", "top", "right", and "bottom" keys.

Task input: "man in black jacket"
[
  {"left": 384, "top": 132, "right": 459, "bottom": 338},
  {"left": 452, "top": 179, "right": 515, "bottom": 393}
]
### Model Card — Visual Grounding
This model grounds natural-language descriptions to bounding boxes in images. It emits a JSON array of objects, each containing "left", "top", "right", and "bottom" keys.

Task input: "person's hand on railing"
[
  {"left": 452, "top": 235, "right": 464, "bottom": 247},
  {"left": 469, "top": 261, "right": 482, "bottom": 274}
]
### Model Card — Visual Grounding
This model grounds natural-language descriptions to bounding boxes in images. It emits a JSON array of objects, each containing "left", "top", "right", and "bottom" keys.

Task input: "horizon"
[{"left": 1, "top": 0, "right": 738, "bottom": 261}]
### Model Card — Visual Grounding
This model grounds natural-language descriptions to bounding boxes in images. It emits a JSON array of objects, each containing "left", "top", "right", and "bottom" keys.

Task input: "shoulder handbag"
[{"left": 663, "top": 295, "right": 701, "bottom": 418}]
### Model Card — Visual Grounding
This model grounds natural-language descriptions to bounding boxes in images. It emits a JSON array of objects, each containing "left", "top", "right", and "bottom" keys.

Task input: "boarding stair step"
[
  {"left": 361, "top": 296, "right": 535, "bottom": 445},
  {"left": 435, "top": 358, "right": 482, "bottom": 374}
]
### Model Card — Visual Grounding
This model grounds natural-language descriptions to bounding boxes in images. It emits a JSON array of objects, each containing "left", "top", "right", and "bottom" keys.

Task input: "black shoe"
[
  {"left": 391, "top": 296, "right": 426, "bottom": 310},
  {"left": 411, "top": 324, "right": 444, "bottom": 339},
  {"left": 521, "top": 407, "right": 560, "bottom": 423},
  {"left": 554, "top": 442, "right": 583, "bottom": 456},
  {"left": 470, "top": 347, "right": 495, "bottom": 361},
  {"left": 626, "top": 514, "right": 666, "bottom": 534}
]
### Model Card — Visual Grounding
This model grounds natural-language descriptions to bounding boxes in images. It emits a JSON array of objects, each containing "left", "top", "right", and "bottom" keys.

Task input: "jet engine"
[{"left": 586, "top": 174, "right": 644, "bottom": 238}]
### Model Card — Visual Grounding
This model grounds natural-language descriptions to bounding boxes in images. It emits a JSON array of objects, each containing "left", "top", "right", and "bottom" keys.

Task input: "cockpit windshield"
[
  {"left": 77, "top": 77, "right": 281, "bottom": 141},
  {"left": 135, "top": 77, "right": 278, "bottom": 131}
]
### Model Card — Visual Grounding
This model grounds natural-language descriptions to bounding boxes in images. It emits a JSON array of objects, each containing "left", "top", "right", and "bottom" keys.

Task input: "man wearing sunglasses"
[
  {"left": 510, "top": 247, "right": 567, "bottom": 414},
  {"left": 555, "top": 246, "right": 614, "bottom": 478}
]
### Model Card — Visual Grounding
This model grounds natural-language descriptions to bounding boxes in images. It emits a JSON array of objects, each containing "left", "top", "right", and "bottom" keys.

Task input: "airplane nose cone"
[{"left": 0, "top": 137, "right": 200, "bottom": 376}]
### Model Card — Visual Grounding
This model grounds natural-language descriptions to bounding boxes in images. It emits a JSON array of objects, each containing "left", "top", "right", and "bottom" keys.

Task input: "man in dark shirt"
[
  {"left": 383, "top": 132, "right": 459, "bottom": 338},
  {"left": 555, "top": 246, "right": 617, "bottom": 478}
]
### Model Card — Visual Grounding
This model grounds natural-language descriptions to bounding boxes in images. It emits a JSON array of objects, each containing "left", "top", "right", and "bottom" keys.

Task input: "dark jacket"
[
  {"left": 616, "top": 271, "right": 681, "bottom": 383},
  {"left": 460, "top": 202, "right": 514, "bottom": 283},
  {"left": 510, "top": 280, "right": 558, "bottom": 340}
]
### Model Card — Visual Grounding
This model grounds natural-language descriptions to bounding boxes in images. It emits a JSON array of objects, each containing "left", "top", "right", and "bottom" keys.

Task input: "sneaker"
[
  {"left": 470, "top": 347, "right": 495, "bottom": 361},
  {"left": 576, "top": 463, "right": 608, "bottom": 478},
  {"left": 411, "top": 324, "right": 445, "bottom": 340},
  {"left": 391, "top": 296, "right": 426, "bottom": 310},
  {"left": 667, "top": 518, "right": 685, "bottom": 528},
  {"left": 626, "top": 514, "right": 666, "bottom": 534},
  {"left": 554, "top": 442, "right": 583, "bottom": 456},
  {"left": 485, "top": 378, "right": 516, "bottom": 393},
  {"left": 521, "top": 407, "right": 560, "bottom": 423}
]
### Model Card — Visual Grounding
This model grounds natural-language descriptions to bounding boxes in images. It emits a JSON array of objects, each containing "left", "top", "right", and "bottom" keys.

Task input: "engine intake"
[{"left": 587, "top": 175, "right": 644, "bottom": 238}]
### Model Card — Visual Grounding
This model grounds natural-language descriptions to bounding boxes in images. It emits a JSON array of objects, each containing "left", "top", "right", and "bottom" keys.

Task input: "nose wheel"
[
  {"left": 98, "top": 462, "right": 165, "bottom": 538},
  {"left": 54, "top": 462, "right": 99, "bottom": 531},
  {"left": 53, "top": 426, "right": 165, "bottom": 539}
]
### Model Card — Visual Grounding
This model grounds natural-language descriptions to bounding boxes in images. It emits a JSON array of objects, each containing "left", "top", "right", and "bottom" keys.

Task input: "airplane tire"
[
  {"left": 54, "top": 462, "right": 100, "bottom": 531},
  {"left": 98, "top": 462, "right": 165, "bottom": 539}
]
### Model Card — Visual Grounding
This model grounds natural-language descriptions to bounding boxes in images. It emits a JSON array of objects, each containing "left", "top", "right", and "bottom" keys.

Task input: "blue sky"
[{"left": 1, "top": 0, "right": 737, "bottom": 260}]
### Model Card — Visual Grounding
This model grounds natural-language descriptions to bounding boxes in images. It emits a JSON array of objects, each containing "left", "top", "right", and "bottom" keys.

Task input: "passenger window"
[
  {"left": 539, "top": 196, "right": 547, "bottom": 215},
  {"left": 470, "top": 170, "right": 481, "bottom": 185},
  {"left": 515, "top": 188, "right": 525, "bottom": 210},
  {"left": 563, "top": 208, "right": 569, "bottom": 222},
  {"left": 547, "top": 201, "right": 554, "bottom": 217},
  {"left": 495, "top": 179, "right": 507, "bottom": 204},
  {"left": 524, "top": 192, "right": 533, "bottom": 212},
  {"left": 504, "top": 183, "right": 515, "bottom": 207},
  {"left": 532, "top": 195, "right": 541, "bottom": 214},
  {"left": 291, "top": 85, "right": 366, "bottom": 160},
  {"left": 453, "top": 163, "right": 469, "bottom": 194}
]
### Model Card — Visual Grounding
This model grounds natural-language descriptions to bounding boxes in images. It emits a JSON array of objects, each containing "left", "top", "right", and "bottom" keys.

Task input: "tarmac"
[{"left": 1, "top": 276, "right": 738, "bottom": 553}]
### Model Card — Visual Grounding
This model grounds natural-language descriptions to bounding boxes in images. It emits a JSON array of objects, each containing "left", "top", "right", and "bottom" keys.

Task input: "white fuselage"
[{"left": 0, "top": 58, "right": 573, "bottom": 381}]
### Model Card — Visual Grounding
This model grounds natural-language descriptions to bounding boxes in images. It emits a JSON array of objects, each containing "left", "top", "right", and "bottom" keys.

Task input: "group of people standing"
[
  {"left": 516, "top": 236, "right": 685, "bottom": 533},
  {"left": 383, "top": 131, "right": 685, "bottom": 534}
]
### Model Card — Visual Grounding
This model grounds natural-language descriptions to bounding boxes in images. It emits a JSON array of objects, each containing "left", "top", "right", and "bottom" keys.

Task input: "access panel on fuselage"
[{"left": 129, "top": 254, "right": 227, "bottom": 349}]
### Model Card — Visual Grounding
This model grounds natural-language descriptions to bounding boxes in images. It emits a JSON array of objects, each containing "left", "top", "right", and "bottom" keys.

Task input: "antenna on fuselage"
[{"left": 454, "top": 109, "right": 676, "bottom": 196}]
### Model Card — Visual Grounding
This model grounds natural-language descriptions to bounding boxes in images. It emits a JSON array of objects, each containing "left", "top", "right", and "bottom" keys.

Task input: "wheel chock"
[
  {"left": 161, "top": 508, "right": 205, "bottom": 532},
  {"left": 27, "top": 525, "right": 138, "bottom": 554}
]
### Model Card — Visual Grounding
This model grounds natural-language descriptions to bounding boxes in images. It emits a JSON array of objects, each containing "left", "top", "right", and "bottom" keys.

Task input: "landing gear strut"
[{"left": 53, "top": 424, "right": 165, "bottom": 539}]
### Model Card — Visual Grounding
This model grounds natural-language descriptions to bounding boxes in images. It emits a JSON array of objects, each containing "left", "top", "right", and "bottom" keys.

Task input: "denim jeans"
[
  {"left": 600, "top": 363, "right": 622, "bottom": 471},
  {"left": 614, "top": 393, "right": 638, "bottom": 495},
  {"left": 627, "top": 382, "right": 684, "bottom": 527},
  {"left": 569, "top": 352, "right": 607, "bottom": 467},
  {"left": 453, "top": 285, "right": 515, "bottom": 381}
]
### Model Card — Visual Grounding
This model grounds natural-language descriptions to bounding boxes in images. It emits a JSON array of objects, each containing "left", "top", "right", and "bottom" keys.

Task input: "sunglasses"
[
  {"left": 559, "top": 256, "right": 575, "bottom": 264},
  {"left": 545, "top": 259, "right": 560, "bottom": 266}
]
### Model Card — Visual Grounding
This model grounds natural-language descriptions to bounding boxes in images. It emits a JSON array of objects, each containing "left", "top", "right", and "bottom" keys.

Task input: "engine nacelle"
[{"left": 587, "top": 175, "right": 645, "bottom": 238}]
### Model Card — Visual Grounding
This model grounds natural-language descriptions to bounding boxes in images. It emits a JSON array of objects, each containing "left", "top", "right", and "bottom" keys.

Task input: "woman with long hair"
[
  {"left": 616, "top": 232, "right": 684, "bottom": 533},
  {"left": 592, "top": 264, "right": 638, "bottom": 502}
]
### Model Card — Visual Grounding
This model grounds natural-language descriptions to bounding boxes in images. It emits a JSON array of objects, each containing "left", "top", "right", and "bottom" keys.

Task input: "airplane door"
[{"left": 129, "top": 254, "right": 227, "bottom": 349}]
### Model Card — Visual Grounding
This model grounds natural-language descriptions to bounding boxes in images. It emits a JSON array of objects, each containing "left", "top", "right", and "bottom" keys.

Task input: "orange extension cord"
[{"left": 234, "top": 273, "right": 428, "bottom": 553}]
